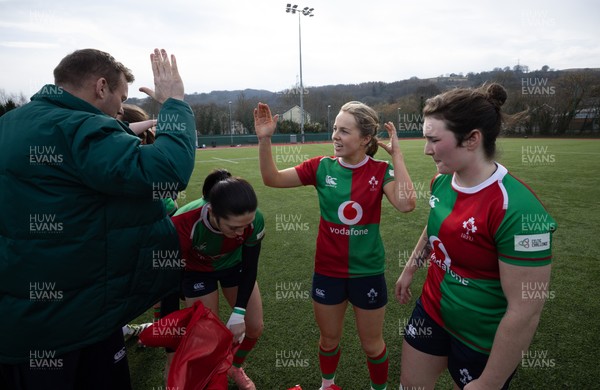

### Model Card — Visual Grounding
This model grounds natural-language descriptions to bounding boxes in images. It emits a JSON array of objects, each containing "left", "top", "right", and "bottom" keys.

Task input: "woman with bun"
[{"left": 395, "top": 83, "right": 556, "bottom": 389}]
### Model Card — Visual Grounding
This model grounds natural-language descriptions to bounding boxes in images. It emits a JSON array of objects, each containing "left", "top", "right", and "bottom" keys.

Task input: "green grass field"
[{"left": 127, "top": 138, "right": 600, "bottom": 390}]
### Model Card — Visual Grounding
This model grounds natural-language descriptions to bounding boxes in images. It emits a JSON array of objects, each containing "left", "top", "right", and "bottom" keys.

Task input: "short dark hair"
[
  {"left": 54, "top": 49, "right": 134, "bottom": 92},
  {"left": 423, "top": 83, "right": 510, "bottom": 160}
]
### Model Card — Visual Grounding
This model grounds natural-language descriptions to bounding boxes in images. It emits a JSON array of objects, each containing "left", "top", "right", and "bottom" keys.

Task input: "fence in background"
[{"left": 197, "top": 131, "right": 423, "bottom": 147}]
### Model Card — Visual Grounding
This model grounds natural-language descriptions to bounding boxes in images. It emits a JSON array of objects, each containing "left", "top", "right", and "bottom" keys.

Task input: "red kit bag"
[{"left": 139, "top": 300, "right": 234, "bottom": 389}]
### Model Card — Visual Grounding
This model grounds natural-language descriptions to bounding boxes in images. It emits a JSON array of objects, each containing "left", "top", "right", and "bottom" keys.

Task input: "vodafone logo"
[
  {"left": 429, "top": 236, "right": 451, "bottom": 269},
  {"left": 337, "top": 201, "right": 363, "bottom": 225},
  {"left": 428, "top": 235, "right": 468, "bottom": 285}
]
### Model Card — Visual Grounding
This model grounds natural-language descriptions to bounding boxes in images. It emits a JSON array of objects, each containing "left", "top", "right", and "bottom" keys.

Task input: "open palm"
[{"left": 253, "top": 102, "right": 278, "bottom": 140}]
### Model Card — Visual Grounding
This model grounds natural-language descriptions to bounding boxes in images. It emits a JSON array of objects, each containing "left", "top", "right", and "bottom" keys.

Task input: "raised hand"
[
  {"left": 139, "top": 48, "right": 184, "bottom": 103},
  {"left": 253, "top": 102, "right": 278, "bottom": 140},
  {"left": 377, "top": 121, "right": 401, "bottom": 156}
]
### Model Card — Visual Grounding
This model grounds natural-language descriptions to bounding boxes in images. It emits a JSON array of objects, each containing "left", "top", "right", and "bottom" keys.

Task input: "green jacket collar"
[{"left": 31, "top": 84, "right": 104, "bottom": 116}]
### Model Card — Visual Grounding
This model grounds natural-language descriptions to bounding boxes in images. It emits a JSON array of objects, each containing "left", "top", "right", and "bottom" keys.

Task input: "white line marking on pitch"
[{"left": 211, "top": 157, "right": 239, "bottom": 164}]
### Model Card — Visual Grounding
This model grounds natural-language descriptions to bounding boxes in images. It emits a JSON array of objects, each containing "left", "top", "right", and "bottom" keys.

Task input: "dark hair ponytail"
[
  {"left": 202, "top": 169, "right": 232, "bottom": 199},
  {"left": 206, "top": 176, "right": 257, "bottom": 219}
]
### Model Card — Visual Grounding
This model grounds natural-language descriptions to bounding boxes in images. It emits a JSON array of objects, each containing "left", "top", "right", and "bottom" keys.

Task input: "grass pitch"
[{"left": 128, "top": 138, "right": 600, "bottom": 389}]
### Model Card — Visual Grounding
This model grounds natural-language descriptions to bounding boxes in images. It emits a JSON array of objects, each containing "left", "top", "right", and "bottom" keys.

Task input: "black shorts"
[
  {"left": 182, "top": 264, "right": 242, "bottom": 298},
  {"left": 311, "top": 273, "right": 387, "bottom": 309},
  {"left": 404, "top": 298, "right": 515, "bottom": 389}
]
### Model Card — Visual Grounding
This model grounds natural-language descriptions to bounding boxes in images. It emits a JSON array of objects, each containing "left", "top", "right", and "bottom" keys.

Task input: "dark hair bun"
[
  {"left": 485, "top": 83, "right": 507, "bottom": 108},
  {"left": 202, "top": 168, "right": 232, "bottom": 199}
]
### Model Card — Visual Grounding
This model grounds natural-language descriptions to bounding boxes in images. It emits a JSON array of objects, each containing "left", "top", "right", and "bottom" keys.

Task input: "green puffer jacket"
[{"left": 0, "top": 85, "right": 196, "bottom": 363}]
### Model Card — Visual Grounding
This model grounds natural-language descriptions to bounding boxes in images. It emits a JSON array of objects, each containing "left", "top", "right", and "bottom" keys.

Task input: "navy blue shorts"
[
  {"left": 182, "top": 265, "right": 242, "bottom": 298},
  {"left": 311, "top": 273, "right": 387, "bottom": 309},
  {"left": 404, "top": 298, "right": 515, "bottom": 389}
]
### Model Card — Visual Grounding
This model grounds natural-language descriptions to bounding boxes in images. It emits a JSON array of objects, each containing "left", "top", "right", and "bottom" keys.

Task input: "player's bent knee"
[{"left": 246, "top": 320, "right": 264, "bottom": 338}]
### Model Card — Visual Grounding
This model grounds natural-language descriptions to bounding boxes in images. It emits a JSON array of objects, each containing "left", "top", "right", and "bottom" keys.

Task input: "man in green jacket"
[{"left": 0, "top": 48, "right": 196, "bottom": 389}]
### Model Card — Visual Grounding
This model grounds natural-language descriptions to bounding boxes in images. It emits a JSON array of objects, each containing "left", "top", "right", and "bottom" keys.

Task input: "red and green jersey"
[
  {"left": 295, "top": 156, "right": 395, "bottom": 278},
  {"left": 421, "top": 163, "right": 557, "bottom": 354},
  {"left": 171, "top": 203, "right": 265, "bottom": 272},
  {"left": 174, "top": 197, "right": 206, "bottom": 216}
]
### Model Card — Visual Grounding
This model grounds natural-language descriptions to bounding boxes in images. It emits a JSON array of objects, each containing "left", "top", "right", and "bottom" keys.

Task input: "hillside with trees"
[
  {"left": 3, "top": 65, "right": 599, "bottom": 137},
  {"left": 132, "top": 65, "right": 600, "bottom": 138}
]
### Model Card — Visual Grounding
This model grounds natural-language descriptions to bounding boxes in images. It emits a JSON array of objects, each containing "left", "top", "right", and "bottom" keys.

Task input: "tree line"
[
  {"left": 3, "top": 65, "right": 600, "bottom": 137},
  {"left": 137, "top": 65, "right": 600, "bottom": 137}
]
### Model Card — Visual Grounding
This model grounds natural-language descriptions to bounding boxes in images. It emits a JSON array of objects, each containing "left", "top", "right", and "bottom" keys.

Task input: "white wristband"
[{"left": 226, "top": 307, "right": 246, "bottom": 328}]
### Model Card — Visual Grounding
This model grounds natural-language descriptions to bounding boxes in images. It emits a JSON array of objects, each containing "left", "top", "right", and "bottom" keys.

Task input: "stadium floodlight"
[{"left": 285, "top": 4, "right": 314, "bottom": 143}]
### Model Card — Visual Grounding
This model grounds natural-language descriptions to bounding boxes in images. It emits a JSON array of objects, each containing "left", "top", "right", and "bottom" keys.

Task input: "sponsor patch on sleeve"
[{"left": 514, "top": 233, "right": 550, "bottom": 252}]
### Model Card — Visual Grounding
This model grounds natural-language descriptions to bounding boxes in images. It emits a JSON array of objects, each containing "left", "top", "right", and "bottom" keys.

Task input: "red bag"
[
  {"left": 139, "top": 305, "right": 193, "bottom": 351},
  {"left": 139, "top": 300, "right": 234, "bottom": 390}
]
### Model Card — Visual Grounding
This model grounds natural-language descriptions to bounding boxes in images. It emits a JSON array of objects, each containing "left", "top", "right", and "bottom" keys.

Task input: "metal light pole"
[
  {"left": 286, "top": 4, "right": 314, "bottom": 144},
  {"left": 398, "top": 107, "right": 401, "bottom": 131},
  {"left": 327, "top": 104, "right": 331, "bottom": 139},
  {"left": 228, "top": 101, "right": 233, "bottom": 146}
]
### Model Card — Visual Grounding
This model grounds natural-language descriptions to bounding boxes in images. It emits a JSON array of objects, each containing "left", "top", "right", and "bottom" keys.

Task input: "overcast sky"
[{"left": 0, "top": 0, "right": 598, "bottom": 99}]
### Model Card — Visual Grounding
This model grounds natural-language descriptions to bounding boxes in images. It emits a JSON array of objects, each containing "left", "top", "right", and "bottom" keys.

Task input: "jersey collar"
[
  {"left": 200, "top": 203, "right": 223, "bottom": 235},
  {"left": 451, "top": 162, "right": 508, "bottom": 194},
  {"left": 338, "top": 155, "right": 370, "bottom": 169}
]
